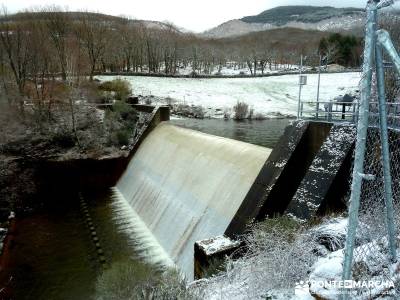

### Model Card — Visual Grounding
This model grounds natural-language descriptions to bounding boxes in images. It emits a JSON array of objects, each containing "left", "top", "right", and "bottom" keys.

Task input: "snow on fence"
[{"left": 321, "top": 1, "right": 400, "bottom": 299}]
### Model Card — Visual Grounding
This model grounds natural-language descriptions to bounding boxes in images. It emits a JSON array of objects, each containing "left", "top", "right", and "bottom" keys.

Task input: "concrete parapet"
[{"left": 194, "top": 236, "right": 241, "bottom": 279}]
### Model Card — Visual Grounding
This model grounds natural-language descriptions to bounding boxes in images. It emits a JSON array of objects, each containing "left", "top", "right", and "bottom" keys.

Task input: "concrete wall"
[
  {"left": 115, "top": 123, "right": 272, "bottom": 279},
  {"left": 225, "top": 121, "right": 332, "bottom": 236},
  {"left": 225, "top": 121, "right": 355, "bottom": 238},
  {"left": 285, "top": 124, "right": 356, "bottom": 219},
  {"left": 196, "top": 121, "right": 356, "bottom": 279}
]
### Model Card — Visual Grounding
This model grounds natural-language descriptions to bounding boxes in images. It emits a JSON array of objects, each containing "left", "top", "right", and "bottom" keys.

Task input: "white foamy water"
[
  {"left": 110, "top": 188, "right": 175, "bottom": 268},
  {"left": 114, "top": 123, "right": 271, "bottom": 278}
]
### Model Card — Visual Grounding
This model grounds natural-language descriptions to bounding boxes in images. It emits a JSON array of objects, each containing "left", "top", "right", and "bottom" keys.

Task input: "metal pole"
[
  {"left": 376, "top": 41, "right": 398, "bottom": 263},
  {"left": 316, "top": 55, "right": 322, "bottom": 120},
  {"left": 377, "top": 29, "right": 400, "bottom": 77},
  {"left": 297, "top": 55, "right": 303, "bottom": 119},
  {"left": 342, "top": 3, "right": 377, "bottom": 298}
]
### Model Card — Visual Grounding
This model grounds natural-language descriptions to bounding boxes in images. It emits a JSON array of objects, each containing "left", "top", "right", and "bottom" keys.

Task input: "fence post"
[
  {"left": 376, "top": 38, "right": 398, "bottom": 263},
  {"left": 376, "top": 30, "right": 400, "bottom": 77},
  {"left": 297, "top": 55, "right": 303, "bottom": 119},
  {"left": 316, "top": 55, "right": 322, "bottom": 120},
  {"left": 341, "top": 3, "right": 377, "bottom": 298}
]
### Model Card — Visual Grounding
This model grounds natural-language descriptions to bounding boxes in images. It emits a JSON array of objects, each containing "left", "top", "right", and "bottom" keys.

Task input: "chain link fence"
[{"left": 344, "top": 68, "right": 400, "bottom": 298}]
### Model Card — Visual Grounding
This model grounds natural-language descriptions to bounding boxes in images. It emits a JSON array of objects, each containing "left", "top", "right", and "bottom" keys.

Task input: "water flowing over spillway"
[{"left": 114, "top": 123, "right": 272, "bottom": 278}]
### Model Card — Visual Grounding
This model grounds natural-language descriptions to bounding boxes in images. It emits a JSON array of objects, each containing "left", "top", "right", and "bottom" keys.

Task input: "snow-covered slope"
[
  {"left": 97, "top": 72, "right": 361, "bottom": 119},
  {"left": 202, "top": 20, "right": 273, "bottom": 39},
  {"left": 202, "top": 6, "right": 399, "bottom": 39},
  {"left": 203, "top": 15, "right": 365, "bottom": 38}
]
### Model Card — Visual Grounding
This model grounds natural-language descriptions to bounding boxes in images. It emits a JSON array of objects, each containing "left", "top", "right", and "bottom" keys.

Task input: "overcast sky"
[{"left": 2, "top": 0, "right": 400, "bottom": 32}]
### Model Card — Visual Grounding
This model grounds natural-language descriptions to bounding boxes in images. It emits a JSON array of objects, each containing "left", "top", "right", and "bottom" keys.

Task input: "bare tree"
[
  {"left": 26, "top": 14, "right": 54, "bottom": 120},
  {"left": 0, "top": 30, "right": 11, "bottom": 105},
  {"left": 75, "top": 12, "right": 109, "bottom": 80},
  {"left": 0, "top": 7, "right": 31, "bottom": 109},
  {"left": 43, "top": 6, "right": 71, "bottom": 81}
]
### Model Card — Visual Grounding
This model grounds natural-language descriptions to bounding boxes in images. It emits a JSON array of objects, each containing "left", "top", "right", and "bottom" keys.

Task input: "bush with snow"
[
  {"left": 190, "top": 217, "right": 320, "bottom": 299},
  {"left": 189, "top": 216, "right": 381, "bottom": 299},
  {"left": 95, "top": 260, "right": 199, "bottom": 300},
  {"left": 233, "top": 101, "right": 249, "bottom": 120}
]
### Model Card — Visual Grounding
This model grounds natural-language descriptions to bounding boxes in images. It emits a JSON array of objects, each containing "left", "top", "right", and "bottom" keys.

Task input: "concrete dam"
[
  {"left": 110, "top": 107, "right": 355, "bottom": 279},
  {"left": 112, "top": 123, "right": 271, "bottom": 278}
]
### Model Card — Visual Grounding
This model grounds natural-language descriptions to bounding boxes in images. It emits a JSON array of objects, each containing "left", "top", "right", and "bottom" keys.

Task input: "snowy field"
[
  {"left": 97, "top": 72, "right": 361, "bottom": 118},
  {"left": 174, "top": 63, "right": 300, "bottom": 76}
]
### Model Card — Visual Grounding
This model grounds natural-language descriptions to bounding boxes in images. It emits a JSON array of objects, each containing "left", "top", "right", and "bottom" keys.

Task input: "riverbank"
[
  {"left": 96, "top": 68, "right": 361, "bottom": 79},
  {"left": 97, "top": 72, "right": 361, "bottom": 120},
  {"left": 0, "top": 104, "right": 169, "bottom": 298}
]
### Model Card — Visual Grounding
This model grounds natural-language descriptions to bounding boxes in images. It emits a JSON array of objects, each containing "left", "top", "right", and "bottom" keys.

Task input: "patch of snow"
[
  {"left": 309, "top": 250, "right": 343, "bottom": 300},
  {"left": 196, "top": 235, "right": 240, "bottom": 256},
  {"left": 97, "top": 72, "right": 361, "bottom": 119},
  {"left": 309, "top": 236, "right": 400, "bottom": 299}
]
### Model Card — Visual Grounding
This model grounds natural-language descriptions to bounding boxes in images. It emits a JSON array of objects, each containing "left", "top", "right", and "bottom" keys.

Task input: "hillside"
[
  {"left": 220, "top": 27, "right": 329, "bottom": 52},
  {"left": 241, "top": 6, "right": 364, "bottom": 25},
  {"left": 203, "top": 5, "right": 385, "bottom": 38},
  {"left": 202, "top": 19, "right": 273, "bottom": 39},
  {"left": 0, "top": 11, "right": 181, "bottom": 33}
]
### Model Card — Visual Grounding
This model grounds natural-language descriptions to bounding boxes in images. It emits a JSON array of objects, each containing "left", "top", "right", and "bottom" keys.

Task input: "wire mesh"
[{"left": 346, "top": 70, "right": 400, "bottom": 299}]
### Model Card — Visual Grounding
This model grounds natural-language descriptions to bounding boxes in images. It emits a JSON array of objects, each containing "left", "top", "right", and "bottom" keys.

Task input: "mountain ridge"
[
  {"left": 241, "top": 6, "right": 364, "bottom": 25},
  {"left": 202, "top": 5, "right": 400, "bottom": 39},
  {"left": 1, "top": 11, "right": 183, "bottom": 34}
]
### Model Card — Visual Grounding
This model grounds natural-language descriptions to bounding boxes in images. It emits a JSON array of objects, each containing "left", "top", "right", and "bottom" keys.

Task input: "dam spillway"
[{"left": 113, "top": 122, "right": 272, "bottom": 278}]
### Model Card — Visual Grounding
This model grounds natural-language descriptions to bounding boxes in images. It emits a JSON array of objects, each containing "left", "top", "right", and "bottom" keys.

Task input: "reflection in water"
[
  {"left": 11, "top": 210, "right": 96, "bottom": 300},
  {"left": 169, "top": 118, "right": 292, "bottom": 149},
  {"left": 9, "top": 191, "right": 147, "bottom": 300}
]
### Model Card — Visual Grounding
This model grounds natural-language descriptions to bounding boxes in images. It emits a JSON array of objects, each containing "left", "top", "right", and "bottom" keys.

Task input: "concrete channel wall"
[{"left": 197, "top": 120, "right": 356, "bottom": 278}]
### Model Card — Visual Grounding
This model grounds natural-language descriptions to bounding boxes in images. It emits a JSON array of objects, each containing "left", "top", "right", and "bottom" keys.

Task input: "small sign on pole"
[
  {"left": 383, "top": 61, "right": 393, "bottom": 69},
  {"left": 299, "top": 75, "right": 308, "bottom": 85}
]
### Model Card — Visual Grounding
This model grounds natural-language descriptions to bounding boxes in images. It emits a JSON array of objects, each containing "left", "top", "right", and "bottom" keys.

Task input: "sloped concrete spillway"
[{"left": 113, "top": 122, "right": 272, "bottom": 278}]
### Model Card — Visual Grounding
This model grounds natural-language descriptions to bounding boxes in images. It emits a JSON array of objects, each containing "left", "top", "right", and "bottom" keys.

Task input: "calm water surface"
[
  {"left": 169, "top": 118, "right": 292, "bottom": 149},
  {"left": 9, "top": 191, "right": 145, "bottom": 300}
]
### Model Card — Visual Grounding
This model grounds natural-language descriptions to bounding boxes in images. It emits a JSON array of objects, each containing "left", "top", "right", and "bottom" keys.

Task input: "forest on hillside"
[
  {"left": 241, "top": 6, "right": 364, "bottom": 25},
  {"left": 0, "top": 5, "right": 399, "bottom": 113}
]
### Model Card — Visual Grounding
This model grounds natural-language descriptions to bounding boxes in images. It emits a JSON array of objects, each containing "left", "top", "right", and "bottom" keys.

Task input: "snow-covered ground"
[
  {"left": 97, "top": 72, "right": 361, "bottom": 118},
  {"left": 190, "top": 217, "right": 399, "bottom": 300},
  {"left": 175, "top": 63, "right": 300, "bottom": 76}
]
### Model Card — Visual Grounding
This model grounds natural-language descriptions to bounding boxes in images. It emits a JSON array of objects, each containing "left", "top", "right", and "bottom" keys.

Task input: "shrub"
[
  {"left": 190, "top": 216, "right": 320, "bottom": 299},
  {"left": 99, "top": 79, "right": 132, "bottom": 100},
  {"left": 95, "top": 260, "right": 198, "bottom": 300},
  {"left": 116, "top": 129, "right": 130, "bottom": 146},
  {"left": 233, "top": 101, "right": 249, "bottom": 120},
  {"left": 79, "top": 80, "right": 103, "bottom": 103},
  {"left": 254, "top": 113, "right": 267, "bottom": 120},
  {"left": 108, "top": 101, "right": 137, "bottom": 128},
  {"left": 95, "top": 260, "right": 157, "bottom": 300},
  {"left": 248, "top": 107, "right": 254, "bottom": 120},
  {"left": 104, "top": 101, "right": 137, "bottom": 146},
  {"left": 192, "top": 106, "right": 205, "bottom": 119},
  {"left": 51, "top": 130, "right": 76, "bottom": 148}
]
